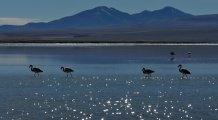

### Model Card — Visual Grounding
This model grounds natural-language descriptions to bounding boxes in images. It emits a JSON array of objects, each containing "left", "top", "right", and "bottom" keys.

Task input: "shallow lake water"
[{"left": 0, "top": 44, "right": 218, "bottom": 119}]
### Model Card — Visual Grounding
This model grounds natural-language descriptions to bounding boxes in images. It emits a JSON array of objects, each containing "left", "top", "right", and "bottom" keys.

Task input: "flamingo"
[
  {"left": 178, "top": 64, "right": 191, "bottom": 77},
  {"left": 61, "top": 67, "right": 74, "bottom": 77},
  {"left": 187, "top": 52, "right": 192, "bottom": 58},
  {"left": 142, "top": 67, "right": 155, "bottom": 77},
  {"left": 170, "top": 51, "right": 175, "bottom": 61},
  {"left": 29, "top": 65, "right": 43, "bottom": 77}
]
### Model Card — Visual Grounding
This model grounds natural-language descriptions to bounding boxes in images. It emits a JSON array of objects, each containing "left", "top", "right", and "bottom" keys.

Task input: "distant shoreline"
[
  {"left": 1, "top": 39, "right": 218, "bottom": 46},
  {"left": 1, "top": 42, "right": 218, "bottom": 47},
  {"left": 0, "top": 40, "right": 210, "bottom": 44}
]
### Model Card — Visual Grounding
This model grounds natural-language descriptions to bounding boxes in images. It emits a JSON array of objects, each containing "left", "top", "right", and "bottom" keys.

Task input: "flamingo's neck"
[
  {"left": 179, "top": 67, "right": 182, "bottom": 72},
  {"left": 30, "top": 66, "right": 33, "bottom": 71},
  {"left": 142, "top": 68, "right": 145, "bottom": 72}
]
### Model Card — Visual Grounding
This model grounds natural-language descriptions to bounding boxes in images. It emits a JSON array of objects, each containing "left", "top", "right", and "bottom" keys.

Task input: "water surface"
[{"left": 0, "top": 44, "right": 218, "bottom": 119}]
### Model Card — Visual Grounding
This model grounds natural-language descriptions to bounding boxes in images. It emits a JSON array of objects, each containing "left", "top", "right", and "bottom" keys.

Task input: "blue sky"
[{"left": 0, "top": 0, "right": 218, "bottom": 25}]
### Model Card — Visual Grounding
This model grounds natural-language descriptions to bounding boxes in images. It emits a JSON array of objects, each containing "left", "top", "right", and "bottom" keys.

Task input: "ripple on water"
[{"left": 0, "top": 75, "right": 217, "bottom": 119}]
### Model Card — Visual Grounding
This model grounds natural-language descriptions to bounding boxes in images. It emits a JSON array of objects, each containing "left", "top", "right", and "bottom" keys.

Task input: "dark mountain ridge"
[
  {"left": 2, "top": 6, "right": 214, "bottom": 31},
  {"left": 0, "top": 6, "right": 218, "bottom": 31}
]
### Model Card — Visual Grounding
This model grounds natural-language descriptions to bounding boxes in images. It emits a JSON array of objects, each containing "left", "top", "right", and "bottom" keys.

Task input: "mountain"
[
  {"left": 132, "top": 6, "right": 193, "bottom": 22},
  {"left": 1, "top": 6, "right": 218, "bottom": 31},
  {"left": 44, "top": 6, "right": 131, "bottom": 29},
  {"left": 0, "top": 6, "right": 132, "bottom": 31}
]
